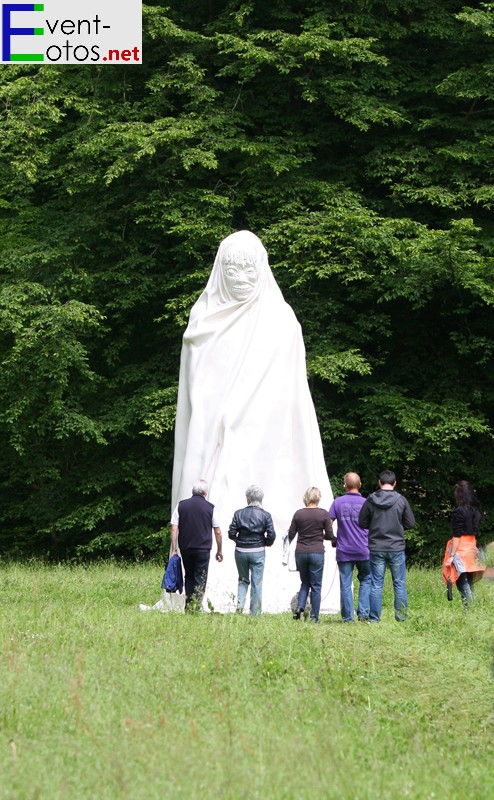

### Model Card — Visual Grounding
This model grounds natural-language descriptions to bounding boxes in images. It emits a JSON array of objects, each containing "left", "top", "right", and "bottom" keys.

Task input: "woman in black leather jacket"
[{"left": 228, "top": 485, "right": 276, "bottom": 616}]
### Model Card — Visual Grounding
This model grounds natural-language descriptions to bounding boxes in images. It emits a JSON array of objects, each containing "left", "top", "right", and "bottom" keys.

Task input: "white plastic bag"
[{"left": 282, "top": 532, "right": 298, "bottom": 571}]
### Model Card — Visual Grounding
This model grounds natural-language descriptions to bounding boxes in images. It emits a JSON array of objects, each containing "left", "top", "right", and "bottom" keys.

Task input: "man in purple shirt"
[{"left": 329, "top": 472, "right": 371, "bottom": 622}]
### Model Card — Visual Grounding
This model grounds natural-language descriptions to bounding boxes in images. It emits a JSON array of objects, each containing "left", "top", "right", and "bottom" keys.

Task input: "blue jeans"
[
  {"left": 235, "top": 549, "right": 265, "bottom": 617},
  {"left": 338, "top": 560, "right": 371, "bottom": 622},
  {"left": 369, "top": 550, "right": 408, "bottom": 622},
  {"left": 456, "top": 573, "right": 474, "bottom": 607},
  {"left": 295, "top": 552, "right": 324, "bottom": 622}
]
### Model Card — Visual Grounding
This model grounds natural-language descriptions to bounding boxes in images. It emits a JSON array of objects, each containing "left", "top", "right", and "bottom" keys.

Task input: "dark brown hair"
[{"left": 454, "top": 480, "right": 483, "bottom": 525}]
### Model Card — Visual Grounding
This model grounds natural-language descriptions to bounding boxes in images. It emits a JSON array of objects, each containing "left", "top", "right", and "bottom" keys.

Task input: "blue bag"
[{"left": 161, "top": 553, "right": 184, "bottom": 594}]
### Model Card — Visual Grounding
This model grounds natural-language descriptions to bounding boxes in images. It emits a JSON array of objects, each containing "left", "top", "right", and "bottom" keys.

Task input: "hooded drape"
[{"left": 171, "top": 231, "right": 338, "bottom": 612}]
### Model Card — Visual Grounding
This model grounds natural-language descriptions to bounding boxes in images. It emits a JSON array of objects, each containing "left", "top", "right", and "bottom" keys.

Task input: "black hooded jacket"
[{"left": 358, "top": 489, "right": 415, "bottom": 552}]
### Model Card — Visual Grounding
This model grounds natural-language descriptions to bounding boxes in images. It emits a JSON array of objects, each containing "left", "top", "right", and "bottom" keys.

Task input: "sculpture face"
[{"left": 221, "top": 248, "right": 259, "bottom": 301}]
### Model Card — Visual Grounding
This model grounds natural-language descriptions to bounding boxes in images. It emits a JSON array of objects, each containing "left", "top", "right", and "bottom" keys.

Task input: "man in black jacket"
[
  {"left": 358, "top": 470, "right": 415, "bottom": 622},
  {"left": 228, "top": 484, "right": 276, "bottom": 617}
]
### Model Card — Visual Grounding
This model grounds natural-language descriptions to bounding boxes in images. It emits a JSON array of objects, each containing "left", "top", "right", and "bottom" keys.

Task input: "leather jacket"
[{"left": 228, "top": 505, "right": 276, "bottom": 549}]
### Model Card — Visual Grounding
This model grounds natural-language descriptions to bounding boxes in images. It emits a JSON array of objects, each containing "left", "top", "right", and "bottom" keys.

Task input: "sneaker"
[{"left": 293, "top": 608, "right": 303, "bottom": 620}]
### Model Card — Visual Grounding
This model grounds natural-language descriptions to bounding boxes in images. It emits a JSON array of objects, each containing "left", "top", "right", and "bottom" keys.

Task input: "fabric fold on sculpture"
[{"left": 172, "top": 230, "right": 338, "bottom": 613}]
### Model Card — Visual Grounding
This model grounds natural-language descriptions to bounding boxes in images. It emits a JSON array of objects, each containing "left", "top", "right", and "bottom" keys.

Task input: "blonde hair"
[
  {"left": 303, "top": 486, "right": 321, "bottom": 506},
  {"left": 343, "top": 472, "right": 361, "bottom": 491}
]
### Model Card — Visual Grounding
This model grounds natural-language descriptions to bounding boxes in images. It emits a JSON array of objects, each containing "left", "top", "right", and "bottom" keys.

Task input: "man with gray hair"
[
  {"left": 228, "top": 485, "right": 276, "bottom": 616},
  {"left": 171, "top": 480, "right": 223, "bottom": 611}
]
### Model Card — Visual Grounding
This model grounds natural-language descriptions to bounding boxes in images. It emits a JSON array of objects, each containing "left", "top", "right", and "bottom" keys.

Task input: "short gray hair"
[
  {"left": 245, "top": 484, "right": 264, "bottom": 506},
  {"left": 192, "top": 479, "right": 209, "bottom": 497}
]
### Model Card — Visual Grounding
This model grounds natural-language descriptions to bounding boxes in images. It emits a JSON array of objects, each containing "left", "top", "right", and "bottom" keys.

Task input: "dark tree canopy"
[{"left": 0, "top": 0, "right": 492, "bottom": 562}]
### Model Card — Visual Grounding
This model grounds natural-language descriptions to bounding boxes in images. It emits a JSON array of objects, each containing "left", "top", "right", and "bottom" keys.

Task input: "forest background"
[{"left": 0, "top": 0, "right": 492, "bottom": 563}]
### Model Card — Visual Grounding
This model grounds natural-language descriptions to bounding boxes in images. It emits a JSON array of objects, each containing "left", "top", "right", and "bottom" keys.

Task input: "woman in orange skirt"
[{"left": 443, "top": 480, "right": 484, "bottom": 607}]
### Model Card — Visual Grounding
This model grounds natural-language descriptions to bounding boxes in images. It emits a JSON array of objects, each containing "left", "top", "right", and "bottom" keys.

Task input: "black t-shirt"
[
  {"left": 288, "top": 507, "right": 333, "bottom": 554},
  {"left": 451, "top": 504, "right": 482, "bottom": 537}
]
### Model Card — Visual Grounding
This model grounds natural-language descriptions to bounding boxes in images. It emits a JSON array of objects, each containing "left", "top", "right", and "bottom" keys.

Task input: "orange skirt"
[{"left": 442, "top": 535, "right": 484, "bottom": 586}]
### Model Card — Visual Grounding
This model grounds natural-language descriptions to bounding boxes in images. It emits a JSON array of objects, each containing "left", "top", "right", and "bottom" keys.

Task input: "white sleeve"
[
  {"left": 171, "top": 505, "right": 179, "bottom": 525},
  {"left": 212, "top": 508, "right": 220, "bottom": 528}
]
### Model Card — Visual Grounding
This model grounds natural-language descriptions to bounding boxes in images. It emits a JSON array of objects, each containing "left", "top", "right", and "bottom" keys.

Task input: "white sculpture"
[{"left": 171, "top": 230, "right": 338, "bottom": 613}]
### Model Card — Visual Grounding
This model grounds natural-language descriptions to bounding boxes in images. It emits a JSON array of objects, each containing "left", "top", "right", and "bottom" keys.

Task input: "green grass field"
[{"left": 0, "top": 562, "right": 492, "bottom": 799}]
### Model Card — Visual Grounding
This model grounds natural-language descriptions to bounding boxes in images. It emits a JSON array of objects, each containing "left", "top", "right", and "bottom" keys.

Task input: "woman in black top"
[
  {"left": 443, "top": 480, "right": 484, "bottom": 606},
  {"left": 288, "top": 486, "right": 335, "bottom": 622}
]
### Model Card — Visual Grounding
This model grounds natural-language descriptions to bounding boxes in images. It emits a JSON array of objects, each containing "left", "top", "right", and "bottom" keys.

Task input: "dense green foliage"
[
  {"left": 0, "top": 563, "right": 493, "bottom": 798},
  {"left": 0, "top": 1, "right": 493, "bottom": 559}
]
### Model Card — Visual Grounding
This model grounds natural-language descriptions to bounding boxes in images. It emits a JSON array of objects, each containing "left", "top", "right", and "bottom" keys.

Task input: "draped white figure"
[{"left": 171, "top": 230, "right": 339, "bottom": 613}]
